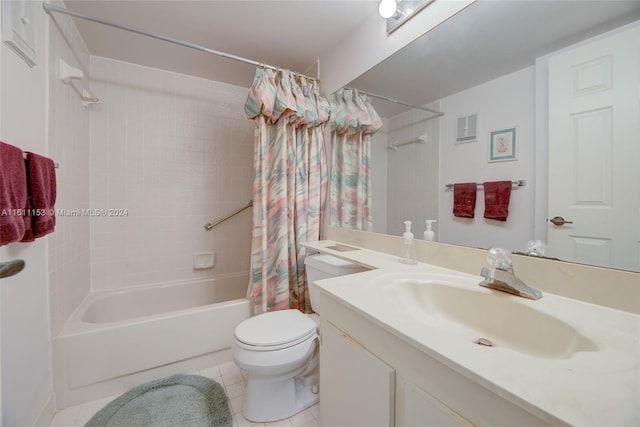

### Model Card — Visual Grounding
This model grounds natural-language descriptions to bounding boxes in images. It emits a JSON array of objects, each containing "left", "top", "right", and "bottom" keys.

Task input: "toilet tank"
[{"left": 304, "top": 254, "right": 369, "bottom": 313}]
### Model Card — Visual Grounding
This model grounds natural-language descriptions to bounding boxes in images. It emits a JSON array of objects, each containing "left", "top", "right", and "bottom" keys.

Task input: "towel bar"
[
  {"left": 445, "top": 180, "right": 526, "bottom": 190},
  {"left": 23, "top": 152, "right": 59, "bottom": 168}
]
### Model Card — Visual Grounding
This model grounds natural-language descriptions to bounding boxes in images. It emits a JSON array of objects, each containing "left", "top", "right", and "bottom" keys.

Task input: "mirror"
[{"left": 335, "top": 0, "right": 640, "bottom": 272}]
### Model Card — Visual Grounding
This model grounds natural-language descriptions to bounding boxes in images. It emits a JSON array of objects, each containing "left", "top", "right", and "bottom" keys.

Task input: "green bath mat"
[{"left": 85, "top": 374, "right": 232, "bottom": 427}]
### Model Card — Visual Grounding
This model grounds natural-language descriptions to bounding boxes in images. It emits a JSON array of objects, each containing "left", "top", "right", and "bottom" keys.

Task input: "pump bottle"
[
  {"left": 399, "top": 220, "right": 417, "bottom": 264},
  {"left": 423, "top": 219, "right": 437, "bottom": 241}
]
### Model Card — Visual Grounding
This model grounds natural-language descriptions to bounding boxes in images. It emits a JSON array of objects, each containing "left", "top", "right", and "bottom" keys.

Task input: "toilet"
[{"left": 232, "top": 254, "right": 369, "bottom": 422}]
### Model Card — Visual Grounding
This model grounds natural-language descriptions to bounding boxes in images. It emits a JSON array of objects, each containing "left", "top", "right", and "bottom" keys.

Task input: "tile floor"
[{"left": 49, "top": 361, "right": 320, "bottom": 427}]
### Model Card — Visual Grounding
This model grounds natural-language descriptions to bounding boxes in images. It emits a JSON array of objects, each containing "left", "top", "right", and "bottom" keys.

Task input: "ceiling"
[
  {"left": 59, "top": 0, "right": 640, "bottom": 115},
  {"left": 351, "top": 0, "right": 640, "bottom": 116},
  {"left": 61, "top": 0, "right": 379, "bottom": 88}
]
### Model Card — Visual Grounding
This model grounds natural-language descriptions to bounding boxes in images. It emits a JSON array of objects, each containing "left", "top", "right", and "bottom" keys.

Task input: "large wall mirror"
[{"left": 334, "top": 0, "right": 640, "bottom": 272}]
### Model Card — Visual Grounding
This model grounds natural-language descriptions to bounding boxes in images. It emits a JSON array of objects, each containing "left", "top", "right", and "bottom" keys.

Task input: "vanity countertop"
[{"left": 303, "top": 240, "right": 640, "bottom": 426}]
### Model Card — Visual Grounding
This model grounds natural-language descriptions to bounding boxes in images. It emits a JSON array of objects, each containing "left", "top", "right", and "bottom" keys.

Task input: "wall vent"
[{"left": 456, "top": 114, "right": 477, "bottom": 143}]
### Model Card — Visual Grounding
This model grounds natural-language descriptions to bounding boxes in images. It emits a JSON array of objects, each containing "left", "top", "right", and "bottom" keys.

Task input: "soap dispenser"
[
  {"left": 399, "top": 220, "right": 417, "bottom": 265},
  {"left": 423, "top": 220, "right": 437, "bottom": 241}
]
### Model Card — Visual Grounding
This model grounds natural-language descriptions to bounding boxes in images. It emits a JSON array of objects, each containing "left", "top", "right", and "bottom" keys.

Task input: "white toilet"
[{"left": 232, "top": 254, "right": 368, "bottom": 422}]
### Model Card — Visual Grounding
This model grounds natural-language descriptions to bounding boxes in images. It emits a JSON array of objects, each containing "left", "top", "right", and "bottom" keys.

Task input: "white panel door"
[
  {"left": 548, "top": 24, "right": 640, "bottom": 271},
  {"left": 320, "top": 321, "right": 395, "bottom": 427}
]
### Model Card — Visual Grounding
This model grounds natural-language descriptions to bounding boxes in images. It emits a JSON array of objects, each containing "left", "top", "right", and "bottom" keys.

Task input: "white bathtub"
[{"left": 53, "top": 273, "right": 251, "bottom": 408}]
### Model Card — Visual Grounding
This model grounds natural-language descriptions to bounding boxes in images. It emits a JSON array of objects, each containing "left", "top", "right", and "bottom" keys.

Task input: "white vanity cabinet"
[
  {"left": 319, "top": 292, "right": 553, "bottom": 427},
  {"left": 320, "top": 320, "right": 395, "bottom": 427},
  {"left": 401, "top": 382, "right": 473, "bottom": 427}
]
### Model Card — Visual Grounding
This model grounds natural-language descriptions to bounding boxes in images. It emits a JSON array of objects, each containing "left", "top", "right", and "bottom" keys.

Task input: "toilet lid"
[{"left": 235, "top": 309, "right": 317, "bottom": 349}]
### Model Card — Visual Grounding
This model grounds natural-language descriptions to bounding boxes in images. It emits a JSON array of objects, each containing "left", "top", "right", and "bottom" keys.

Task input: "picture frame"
[{"left": 488, "top": 127, "right": 517, "bottom": 162}]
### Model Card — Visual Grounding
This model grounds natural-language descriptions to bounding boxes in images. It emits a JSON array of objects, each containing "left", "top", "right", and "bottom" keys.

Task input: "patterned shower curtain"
[
  {"left": 330, "top": 89, "right": 383, "bottom": 231},
  {"left": 244, "top": 68, "right": 329, "bottom": 315}
]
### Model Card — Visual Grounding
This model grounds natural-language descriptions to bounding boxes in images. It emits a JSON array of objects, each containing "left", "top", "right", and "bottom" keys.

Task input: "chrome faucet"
[{"left": 479, "top": 248, "right": 542, "bottom": 300}]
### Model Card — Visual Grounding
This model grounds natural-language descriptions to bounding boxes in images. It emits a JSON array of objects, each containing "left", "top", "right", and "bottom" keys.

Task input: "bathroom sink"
[
  {"left": 326, "top": 243, "right": 360, "bottom": 252},
  {"left": 374, "top": 274, "right": 599, "bottom": 359}
]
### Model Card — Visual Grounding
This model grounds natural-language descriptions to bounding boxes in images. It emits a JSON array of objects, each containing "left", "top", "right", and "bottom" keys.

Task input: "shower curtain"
[
  {"left": 330, "top": 89, "right": 382, "bottom": 231},
  {"left": 245, "top": 68, "right": 329, "bottom": 315}
]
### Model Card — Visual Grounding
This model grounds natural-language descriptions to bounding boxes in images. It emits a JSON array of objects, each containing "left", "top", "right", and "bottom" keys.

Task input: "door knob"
[
  {"left": 0, "top": 260, "right": 25, "bottom": 279},
  {"left": 550, "top": 216, "right": 573, "bottom": 226}
]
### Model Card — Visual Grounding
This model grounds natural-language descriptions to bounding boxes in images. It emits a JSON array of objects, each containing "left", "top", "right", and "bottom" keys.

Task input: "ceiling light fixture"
[
  {"left": 378, "top": 0, "right": 400, "bottom": 19},
  {"left": 381, "top": 0, "right": 436, "bottom": 34}
]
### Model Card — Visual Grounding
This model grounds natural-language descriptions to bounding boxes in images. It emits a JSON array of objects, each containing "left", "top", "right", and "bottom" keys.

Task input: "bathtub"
[{"left": 53, "top": 273, "right": 251, "bottom": 408}]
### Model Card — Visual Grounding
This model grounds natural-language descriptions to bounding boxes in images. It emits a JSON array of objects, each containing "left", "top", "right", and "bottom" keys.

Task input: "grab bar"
[{"left": 204, "top": 200, "right": 253, "bottom": 231}]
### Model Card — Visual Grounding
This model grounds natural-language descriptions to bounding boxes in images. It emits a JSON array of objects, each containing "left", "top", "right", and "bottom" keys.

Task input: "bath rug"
[{"left": 85, "top": 374, "right": 232, "bottom": 427}]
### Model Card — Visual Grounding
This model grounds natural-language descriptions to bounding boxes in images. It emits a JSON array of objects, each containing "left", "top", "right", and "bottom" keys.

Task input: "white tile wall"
[
  {"left": 89, "top": 57, "right": 254, "bottom": 291},
  {"left": 47, "top": 1, "right": 92, "bottom": 336}
]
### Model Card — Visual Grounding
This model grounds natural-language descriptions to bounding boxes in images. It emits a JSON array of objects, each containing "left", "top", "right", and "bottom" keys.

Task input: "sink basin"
[
  {"left": 326, "top": 243, "right": 360, "bottom": 252},
  {"left": 374, "top": 274, "right": 600, "bottom": 359}
]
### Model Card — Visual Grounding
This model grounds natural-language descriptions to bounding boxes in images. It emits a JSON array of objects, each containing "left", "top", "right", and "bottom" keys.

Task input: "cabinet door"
[
  {"left": 321, "top": 321, "right": 395, "bottom": 427},
  {"left": 402, "top": 382, "right": 473, "bottom": 427}
]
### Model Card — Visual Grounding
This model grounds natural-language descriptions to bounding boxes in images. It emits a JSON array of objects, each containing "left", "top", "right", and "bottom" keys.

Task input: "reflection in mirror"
[{"left": 334, "top": 0, "right": 640, "bottom": 272}]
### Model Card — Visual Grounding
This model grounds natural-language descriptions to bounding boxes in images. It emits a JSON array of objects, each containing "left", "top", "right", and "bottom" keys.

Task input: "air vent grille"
[{"left": 456, "top": 114, "right": 477, "bottom": 143}]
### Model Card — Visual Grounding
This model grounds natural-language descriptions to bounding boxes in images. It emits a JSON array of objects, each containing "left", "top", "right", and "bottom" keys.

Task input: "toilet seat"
[{"left": 235, "top": 309, "right": 317, "bottom": 351}]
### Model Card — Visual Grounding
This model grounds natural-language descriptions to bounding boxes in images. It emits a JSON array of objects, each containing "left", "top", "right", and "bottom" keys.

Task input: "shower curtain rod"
[
  {"left": 42, "top": 3, "right": 318, "bottom": 82},
  {"left": 345, "top": 87, "right": 444, "bottom": 116}
]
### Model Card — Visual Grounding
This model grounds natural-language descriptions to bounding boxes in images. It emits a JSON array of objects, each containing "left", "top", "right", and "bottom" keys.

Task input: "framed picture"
[{"left": 488, "top": 127, "right": 517, "bottom": 162}]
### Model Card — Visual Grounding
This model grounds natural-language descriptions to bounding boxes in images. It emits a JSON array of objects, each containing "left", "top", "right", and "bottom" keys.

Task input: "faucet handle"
[
  {"left": 480, "top": 267, "right": 494, "bottom": 282},
  {"left": 487, "top": 247, "right": 512, "bottom": 270},
  {"left": 525, "top": 240, "right": 547, "bottom": 256}
]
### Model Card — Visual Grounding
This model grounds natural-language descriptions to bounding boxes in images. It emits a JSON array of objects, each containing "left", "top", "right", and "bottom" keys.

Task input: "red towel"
[
  {"left": 483, "top": 181, "right": 512, "bottom": 221},
  {"left": 21, "top": 152, "right": 57, "bottom": 240},
  {"left": 0, "top": 142, "right": 29, "bottom": 245},
  {"left": 453, "top": 183, "right": 477, "bottom": 218}
]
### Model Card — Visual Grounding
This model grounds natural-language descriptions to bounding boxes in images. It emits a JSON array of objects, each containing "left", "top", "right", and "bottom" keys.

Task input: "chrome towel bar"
[{"left": 445, "top": 180, "right": 526, "bottom": 190}]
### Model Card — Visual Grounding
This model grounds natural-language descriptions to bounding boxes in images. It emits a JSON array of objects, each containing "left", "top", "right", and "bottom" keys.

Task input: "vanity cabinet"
[
  {"left": 320, "top": 321, "right": 395, "bottom": 427},
  {"left": 319, "top": 292, "right": 552, "bottom": 426},
  {"left": 401, "top": 382, "right": 473, "bottom": 427},
  {"left": 321, "top": 319, "right": 472, "bottom": 427}
]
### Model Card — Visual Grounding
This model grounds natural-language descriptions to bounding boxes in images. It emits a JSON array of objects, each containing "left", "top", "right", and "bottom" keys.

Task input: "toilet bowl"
[
  {"left": 232, "top": 309, "right": 319, "bottom": 422},
  {"left": 232, "top": 254, "right": 368, "bottom": 422}
]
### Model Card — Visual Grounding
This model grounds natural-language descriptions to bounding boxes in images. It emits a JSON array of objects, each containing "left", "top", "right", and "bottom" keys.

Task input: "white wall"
[
  {"left": 319, "top": 0, "right": 475, "bottom": 94},
  {"left": 47, "top": 2, "right": 92, "bottom": 338},
  {"left": 0, "top": 2, "right": 53, "bottom": 425},
  {"left": 89, "top": 57, "right": 253, "bottom": 291},
  {"left": 438, "top": 67, "right": 536, "bottom": 252},
  {"left": 370, "top": 118, "right": 388, "bottom": 233}
]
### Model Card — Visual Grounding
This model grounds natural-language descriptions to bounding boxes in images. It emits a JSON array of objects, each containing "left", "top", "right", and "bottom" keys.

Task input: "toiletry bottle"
[
  {"left": 423, "top": 220, "right": 437, "bottom": 241},
  {"left": 399, "top": 220, "right": 418, "bottom": 264}
]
